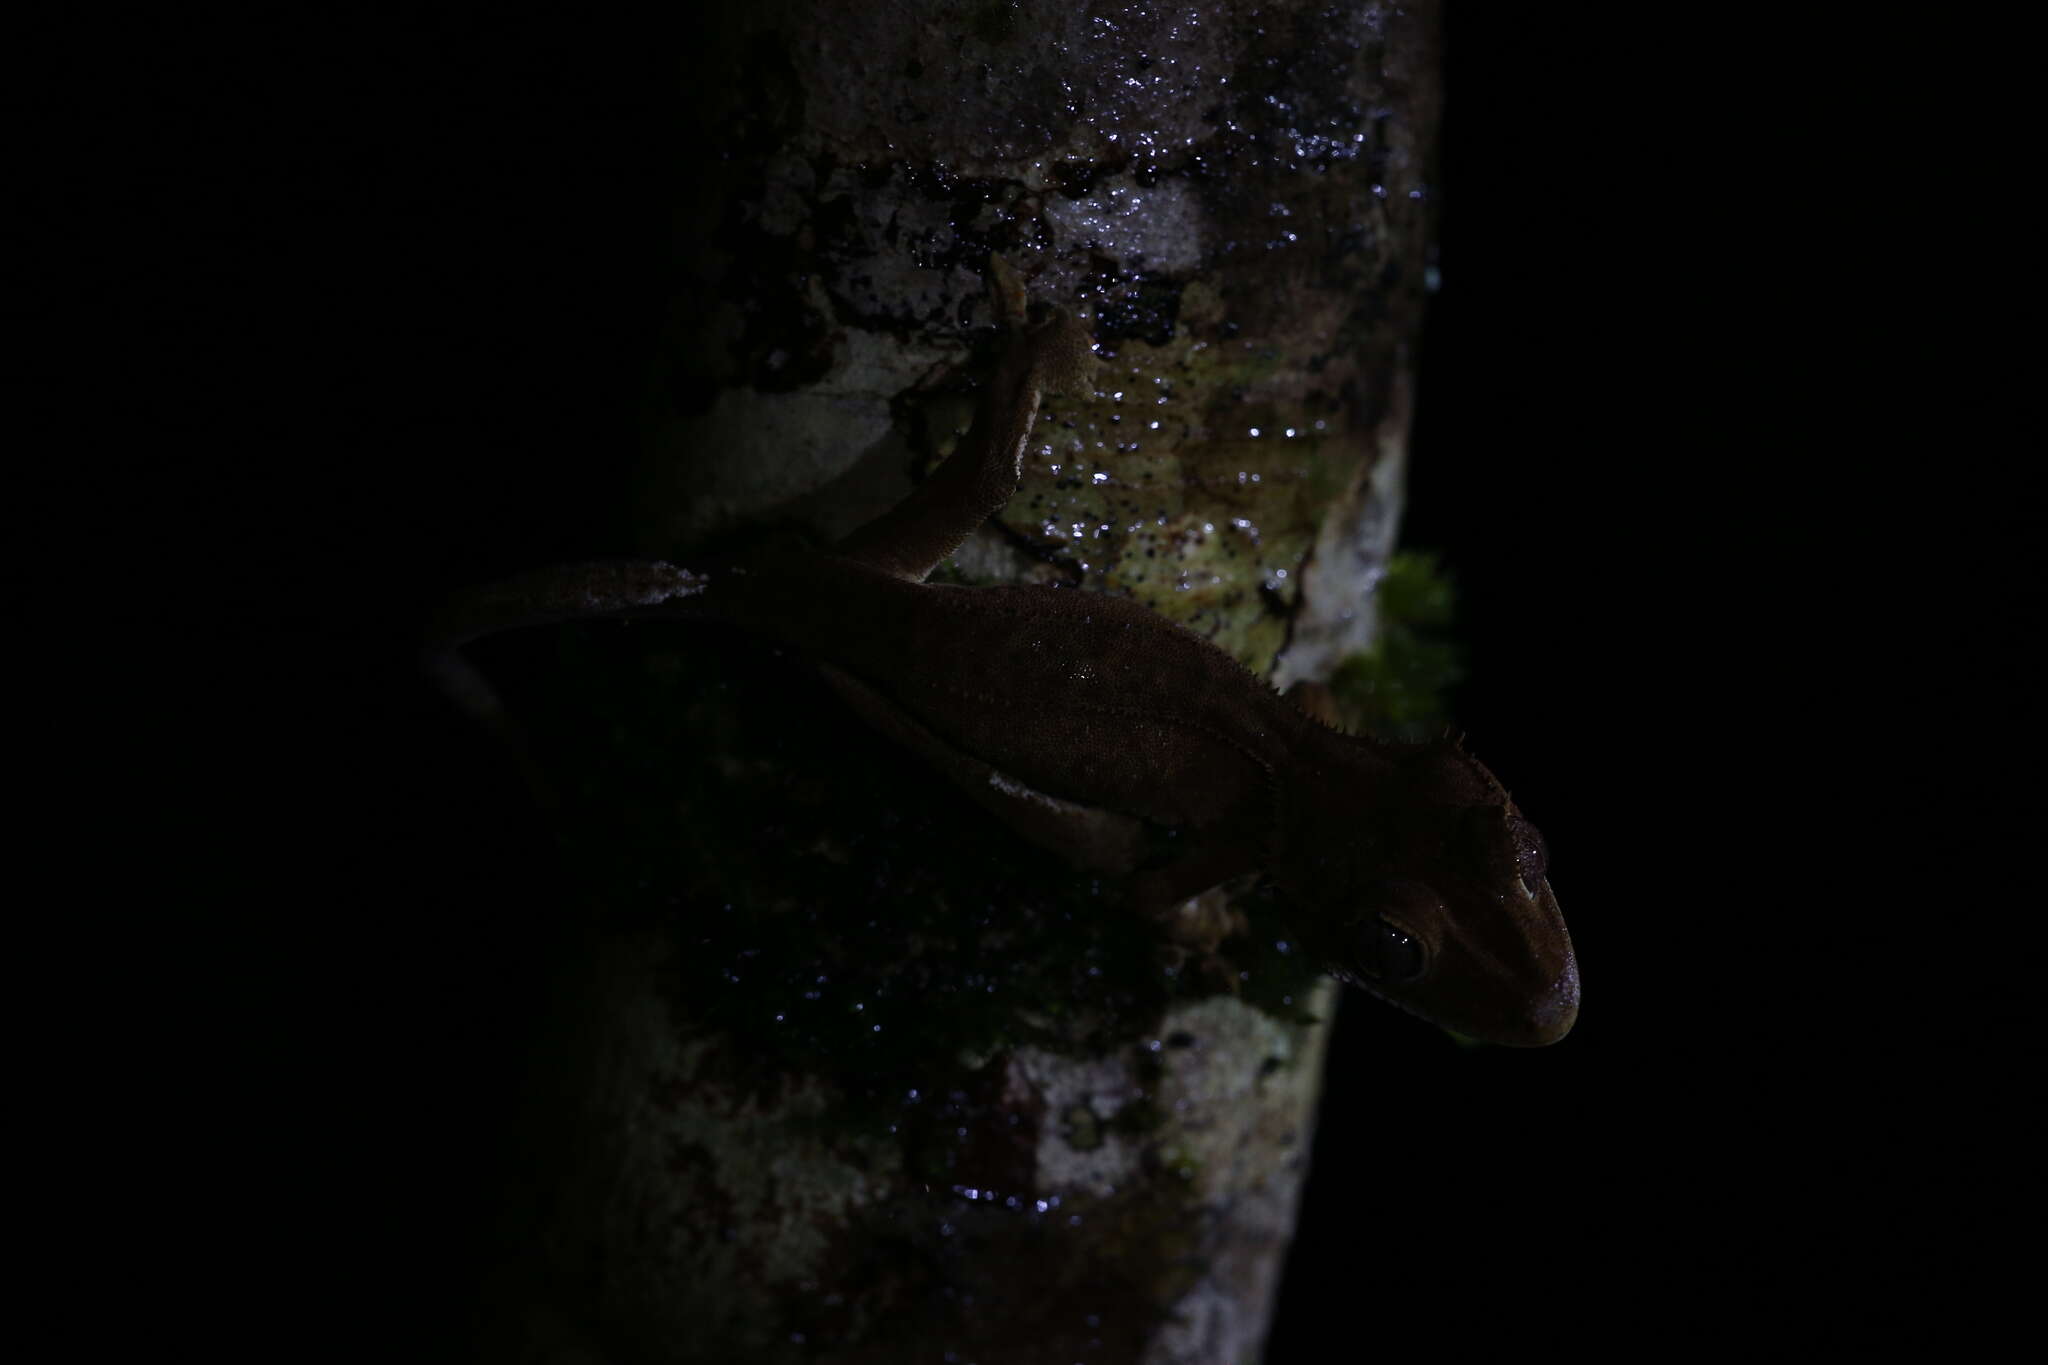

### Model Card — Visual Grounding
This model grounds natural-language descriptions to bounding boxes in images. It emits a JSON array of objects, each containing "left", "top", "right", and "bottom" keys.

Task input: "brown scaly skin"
[{"left": 429, "top": 282, "right": 1578, "bottom": 1046}]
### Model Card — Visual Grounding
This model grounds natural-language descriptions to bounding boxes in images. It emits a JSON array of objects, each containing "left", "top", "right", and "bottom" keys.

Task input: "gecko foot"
[{"left": 1149, "top": 887, "right": 1249, "bottom": 993}]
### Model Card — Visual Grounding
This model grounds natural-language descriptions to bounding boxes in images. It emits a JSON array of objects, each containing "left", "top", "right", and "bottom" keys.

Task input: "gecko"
[{"left": 429, "top": 288, "right": 1578, "bottom": 1047}]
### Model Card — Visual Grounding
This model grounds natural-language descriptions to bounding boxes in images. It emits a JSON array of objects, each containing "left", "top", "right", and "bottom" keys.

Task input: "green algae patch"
[{"left": 975, "top": 322, "right": 1361, "bottom": 674}]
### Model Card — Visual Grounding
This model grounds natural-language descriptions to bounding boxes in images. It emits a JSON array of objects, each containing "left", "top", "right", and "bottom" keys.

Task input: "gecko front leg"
[
  {"left": 815, "top": 277, "right": 1173, "bottom": 882},
  {"left": 833, "top": 278, "right": 1095, "bottom": 583}
]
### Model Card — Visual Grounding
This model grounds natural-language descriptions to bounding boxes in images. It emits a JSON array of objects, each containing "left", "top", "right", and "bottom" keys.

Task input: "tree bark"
[{"left": 483, "top": 4, "right": 1442, "bottom": 1361}]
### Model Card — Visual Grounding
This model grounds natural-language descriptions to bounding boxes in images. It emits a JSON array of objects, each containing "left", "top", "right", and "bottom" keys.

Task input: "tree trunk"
[{"left": 485, "top": 4, "right": 1442, "bottom": 1361}]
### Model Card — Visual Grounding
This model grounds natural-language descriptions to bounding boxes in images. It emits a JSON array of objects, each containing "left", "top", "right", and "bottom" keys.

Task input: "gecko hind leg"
[
  {"left": 819, "top": 665, "right": 1146, "bottom": 874},
  {"left": 833, "top": 289, "right": 1095, "bottom": 584},
  {"left": 824, "top": 665, "right": 1254, "bottom": 989}
]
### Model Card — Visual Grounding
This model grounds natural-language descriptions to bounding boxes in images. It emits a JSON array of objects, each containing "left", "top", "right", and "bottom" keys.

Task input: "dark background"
[
  {"left": 1277, "top": 11, "right": 1818, "bottom": 1348},
  {"left": 135, "top": 7, "right": 2018, "bottom": 1357},
  {"left": 1273, "top": 13, "right": 2030, "bottom": 1353}
]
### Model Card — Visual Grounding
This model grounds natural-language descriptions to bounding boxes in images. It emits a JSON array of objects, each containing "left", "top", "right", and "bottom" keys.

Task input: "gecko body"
[{"left": 437, "top": 298, "right": 1578, "bottom": 1046}]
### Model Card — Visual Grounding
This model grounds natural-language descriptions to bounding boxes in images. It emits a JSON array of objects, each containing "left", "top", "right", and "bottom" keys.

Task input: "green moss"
[
  {"left": 1376, "top": 548, "right": 1457, "bottom": 629},
  {"left": 1327, "top": 550, "right": 1465, "bottom": 742}
]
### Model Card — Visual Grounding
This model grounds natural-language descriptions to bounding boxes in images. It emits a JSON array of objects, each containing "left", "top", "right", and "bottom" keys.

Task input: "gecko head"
[{"left": 1274, "top": 737, "right": 1578, "bottom": 1046}]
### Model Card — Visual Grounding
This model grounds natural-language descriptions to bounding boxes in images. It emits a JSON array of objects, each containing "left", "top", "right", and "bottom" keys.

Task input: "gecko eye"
[
  {"left": 1507, "top": 811, "right": 1549, "bottom": 885},
  {"left": 1362, "top": 918, "right": 1425, "bottom": 983},
  {"left": 1352, "top": 880, "right": 1436, "bottom": 983}
]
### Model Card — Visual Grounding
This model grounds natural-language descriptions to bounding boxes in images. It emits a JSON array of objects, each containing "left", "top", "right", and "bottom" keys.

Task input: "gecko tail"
[
  {"left": 426, "top": 560, "right": 713, "bottom": 650},
  {"left": 421, "top": 559, "right": 717, "bottom": 806},
  {"left": 421, "top": 646, "right": 564, "bottom": 812}
]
